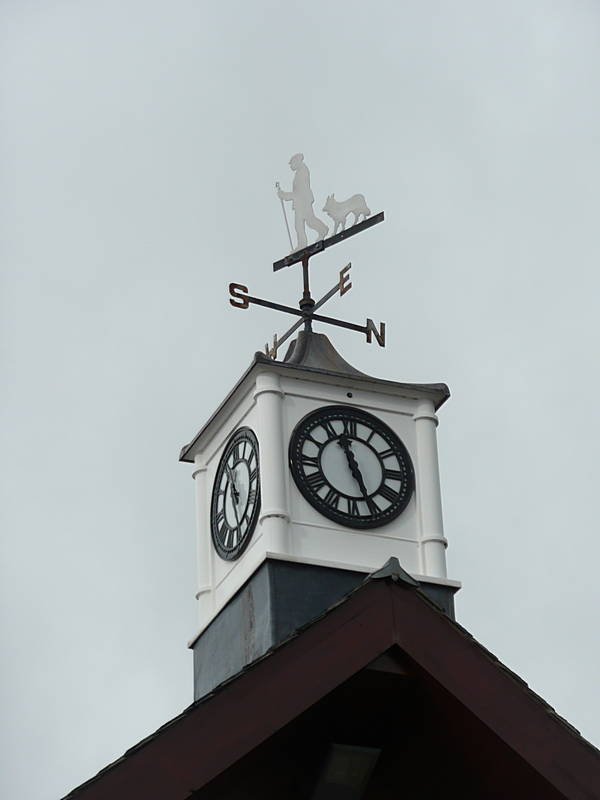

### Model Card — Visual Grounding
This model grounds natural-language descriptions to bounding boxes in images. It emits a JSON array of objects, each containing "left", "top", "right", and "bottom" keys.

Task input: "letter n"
[{"left": 366, "top": 319, "right": 386, "bottom": 347}]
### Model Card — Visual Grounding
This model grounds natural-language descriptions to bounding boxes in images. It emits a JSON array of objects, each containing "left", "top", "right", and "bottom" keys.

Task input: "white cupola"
[{"left": 180, "top": 331, "right": 459, "bottom": 699}]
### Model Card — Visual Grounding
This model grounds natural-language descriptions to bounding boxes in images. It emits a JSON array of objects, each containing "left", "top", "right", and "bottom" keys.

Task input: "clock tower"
[
  {"left": 180, "top": 174, "right": 460, "bottom": 698},
  {"left": 180, "top": 328, "right": 460, "bottom": 699}
]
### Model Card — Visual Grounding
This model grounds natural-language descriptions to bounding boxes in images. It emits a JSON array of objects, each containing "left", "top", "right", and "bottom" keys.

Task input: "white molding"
[
  {"left": 260, "top": 509, "right": 291, "bottom": 522},
  {"left": 413, "top": 398, "right": 447, "bottom": 578},
  {"left": 193, "top": 455, "right": 213, "bottom": 620},
  {"left": 420, "top": 535, "right": 448, "bottom": 547},
  {"left": 253, "top": 386, "right": 285, "bottom": 400},
  {"left": 282, "top": 387, "right": 415, "bottom": 418},
  {"left": 265, "top": 550, "right": 381, "bottom": 573},
  {"left": 413, "top": 411, "right": 439, "bottom": 426},
  {"left": 186, "top": 554, "right": 462, "bottom": 646},
  {"left": 411, "top": 573, "right": 461, "bottom": 588},
  {"left": 289, "top": 518, "right": 417, "bottom": 545},
  {"left": 203, "top": 399, "right": 256, "bottom": 467}
]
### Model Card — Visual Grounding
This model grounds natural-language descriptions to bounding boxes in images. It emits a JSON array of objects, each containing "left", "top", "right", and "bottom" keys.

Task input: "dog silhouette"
[{"left": 322, "top": 193, "right": 371, "bottom": 235}]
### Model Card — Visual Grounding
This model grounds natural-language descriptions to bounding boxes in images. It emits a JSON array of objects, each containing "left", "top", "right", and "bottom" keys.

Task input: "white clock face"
[
  {"left": 220, "top": 458, "right": 253, "bottom": 529},
  {"left": 289, "top": 406, "right": 414, "bottom": 529},
  {"left": 211, "top": 428, "right": 260, "bottom": 560},
  {"left": 319, "top": 436, "right": 384, "bottom": 497}
]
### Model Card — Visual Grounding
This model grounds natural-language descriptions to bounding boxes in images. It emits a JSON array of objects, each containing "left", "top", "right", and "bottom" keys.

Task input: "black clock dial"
[
  {"left": 211, "top": 427, "right": 261, "bottom": 561},
  {"left": 289, "top": 406, "right": 414, "bottom": 529}
]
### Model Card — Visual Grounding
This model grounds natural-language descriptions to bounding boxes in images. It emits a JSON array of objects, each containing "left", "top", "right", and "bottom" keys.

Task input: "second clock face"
[
  {"left": 289, "top": 406, "right": 414, "bottom": 529},
  {"left": 211, "top": 427, "right": 261, "bottom": 561}
]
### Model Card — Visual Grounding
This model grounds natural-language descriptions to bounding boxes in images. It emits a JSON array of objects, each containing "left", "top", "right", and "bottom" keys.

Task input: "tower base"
[{"left": 191, "top": 559, "right": 458, "bottom": 700}]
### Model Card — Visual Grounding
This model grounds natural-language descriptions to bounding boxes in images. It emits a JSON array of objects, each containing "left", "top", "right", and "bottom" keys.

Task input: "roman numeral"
[
  {"left": 247, "top": 488, "right": 257, "bottom": 504},
  {"left": 322, "top": 420, "right": 337, "bottom": 439},
  {"left": 378, "top": 484, "right": 400, "bottom": 503},
  {"left": 232, "top": 443, "right": 242, "bottom": 462},
  {"left": 249, "top": 467, "right": 257, "bottom": 483},
  {"left": 306, "top": 471, "right": 326, "bottom": 491},
  {"left": 218, "top": 521, "right": 228, "bottom": 542},
  {"left": 216, "top": 509, "right": 225, "bottom": 525},
  {"left": 343, "top": 419, "right": 357, "bottom": 438},
  {"left": 366, "top": 497, "right": 381, "bottom": 515},
  {"left": 383, "top": 469, "right": 403, "bottom": 481},
  {"left": 347, "top": 498, "right": 360, "bottom": 516},
  {"left": 378, "top": 448, "right": 395, "bottom": 460},
  {"left": 323, "top": 488, "right": 340, "bottom": 508},
  {"left": 301, "top": 454, "right": 319, "bottom": 468}
]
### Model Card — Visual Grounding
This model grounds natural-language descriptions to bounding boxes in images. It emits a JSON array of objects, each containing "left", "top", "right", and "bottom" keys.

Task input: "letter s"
[{"left": 229, "top": 283, "right": 249, "bottom": 309}]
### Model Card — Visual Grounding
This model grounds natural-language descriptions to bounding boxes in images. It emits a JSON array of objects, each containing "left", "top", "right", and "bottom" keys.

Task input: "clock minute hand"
[
  {"left": 225, "top": 465, "right": 240, "bottom": 504},
  {"left": 224, "top": 468, "right": 242, "bottom": 532},
  {"left": 338, "top": 435, "right": 369, "bottom": 499}
]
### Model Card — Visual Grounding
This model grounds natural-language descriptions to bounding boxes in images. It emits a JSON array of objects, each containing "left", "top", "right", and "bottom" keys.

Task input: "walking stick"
[{"left": 275, "top": 182, "right": 294, "bottom": 251}]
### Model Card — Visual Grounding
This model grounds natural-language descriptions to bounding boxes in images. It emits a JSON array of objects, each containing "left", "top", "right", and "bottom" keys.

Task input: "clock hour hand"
[
  {"left": 225, "top": 464, "right": 240, "bottom": 505},
  {"left": 224, "top": 469, "right": 242, "bottom": 532},
  {"left": 337, "top": 435, "right": 369, "bottom": 499}
]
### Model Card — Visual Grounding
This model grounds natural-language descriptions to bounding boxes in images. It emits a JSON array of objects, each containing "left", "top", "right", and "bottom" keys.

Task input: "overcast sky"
[{"left": 2, "top": 2, "right": 600, "bottom": 798}]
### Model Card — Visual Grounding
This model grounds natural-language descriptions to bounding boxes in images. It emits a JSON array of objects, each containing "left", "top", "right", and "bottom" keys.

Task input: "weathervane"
[{"left": 228, "top": 153, "right": 386, "bottom": 359}]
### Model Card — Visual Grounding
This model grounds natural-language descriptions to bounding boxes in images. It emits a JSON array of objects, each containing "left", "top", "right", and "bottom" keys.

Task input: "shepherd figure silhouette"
[{"left": 277, "top": 153, "right": 328, "bottom": 251}]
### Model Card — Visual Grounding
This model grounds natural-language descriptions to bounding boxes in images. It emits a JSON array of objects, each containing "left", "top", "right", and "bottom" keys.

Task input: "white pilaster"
[
  {"left": 414, "top": 399, "right": 448, "bottom": 578},
  {"left": 254, "top": 372, "right": 290, "bottom": 551},
  {"left": 193, "top": 456, "right": 213, "bottom": 622}
]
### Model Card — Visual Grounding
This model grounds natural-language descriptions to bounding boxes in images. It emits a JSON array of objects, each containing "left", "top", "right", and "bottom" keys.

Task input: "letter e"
[{"left": 339, "top": 263, "right": 352, "bottom": 296}]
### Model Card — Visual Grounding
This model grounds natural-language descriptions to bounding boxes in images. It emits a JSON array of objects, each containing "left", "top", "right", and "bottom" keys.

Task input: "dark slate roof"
[
  {"left": 179, "top": 332, "right": 450, "bottom": 462},
  {"left": 61, "top": 558, "right": 600, "bottom": 800}
]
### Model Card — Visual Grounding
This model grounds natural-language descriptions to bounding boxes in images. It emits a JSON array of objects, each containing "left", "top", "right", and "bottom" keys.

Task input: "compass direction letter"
[
  {"left": 366, "top": 319, "right": 386, "bottom": 347},
  {"left": 229, "top": 283, "right": 249, "bottom": 309}
]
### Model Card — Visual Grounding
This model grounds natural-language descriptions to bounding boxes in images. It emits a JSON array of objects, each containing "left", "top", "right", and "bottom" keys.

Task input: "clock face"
[
  {"left": 211, "top": 427, "right": 261, "bottom": 561},
  {"left": 289, "top": 406, "right": 414, "bottom": 529}
]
